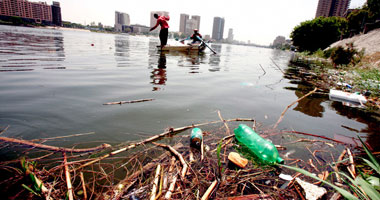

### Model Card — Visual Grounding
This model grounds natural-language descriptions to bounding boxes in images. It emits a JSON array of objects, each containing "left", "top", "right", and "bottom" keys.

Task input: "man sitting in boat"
[{"left": 190, "top": 29, "right": 202, "bottom": 44}]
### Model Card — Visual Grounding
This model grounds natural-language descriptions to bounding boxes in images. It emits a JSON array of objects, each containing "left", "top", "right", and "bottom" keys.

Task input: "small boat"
[{"left": 158, "top": 43, "right": 206, "bottom": 52}]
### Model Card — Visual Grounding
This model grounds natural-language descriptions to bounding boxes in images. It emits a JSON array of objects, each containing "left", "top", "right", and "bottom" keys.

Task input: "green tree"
[
  {"left": 291, "top": 17, "right": 348, "bottom": 52},
  {"left": 367, "top": 0, "right": 380, "bottom": 19},
  {"left": 347, "top": 10, "right": 368, "bottom": 34}
]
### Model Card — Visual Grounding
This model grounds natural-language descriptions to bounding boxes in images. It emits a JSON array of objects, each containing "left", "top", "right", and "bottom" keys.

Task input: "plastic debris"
[
  {"left": 329, "top": 89, "right": 367, "bottom": 104},
  {"left": 234, "top": 124, "right": 283, "bottom": 164},
  {"left": 228, "top": 152, "right": 248, "bottom": 168},
  {"left": 296, "top": 178, "right": 327, "bottom": 200}
]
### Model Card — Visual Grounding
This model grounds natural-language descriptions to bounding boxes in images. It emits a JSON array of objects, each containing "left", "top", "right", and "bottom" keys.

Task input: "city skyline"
[{"left": 27, "top": 0, "right": 366, "bottom": 45}]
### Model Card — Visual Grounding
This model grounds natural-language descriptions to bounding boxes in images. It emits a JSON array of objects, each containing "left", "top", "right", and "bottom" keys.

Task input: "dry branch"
[
  {"left": 273, "top": 88, "right": 317, "bottom": 129},
  {"left": 80, "top": 172, "right": 87, "bottom": 200},
  {"left": 150, "top": 164, "right": 161, "bottom": 200},
  {"left": 103, "top": 98, "right": 155, "bottom": 105},
  {"left": 0, "top": 136, "right": 110, "bottom": 153},
  {"left": 282, "top": 131, "right": 348, "bottom": 145},
  {"left": 201, "top": 180, "right": 218, "bottom": 200},
  {"left": 0, "top": 125, "right": 10, "bottom": 135},
  {"left": 109, "top": 144, "right": 182, "bottom": 200},
  {"left": 63, "top": 152, "right": 74, "bottom": 200},
  {"left": 164, "top": 175, "right": 177, "bottom": 199},
  {"left": 153, "top": 142, "right": 188, "bottom": 178}
]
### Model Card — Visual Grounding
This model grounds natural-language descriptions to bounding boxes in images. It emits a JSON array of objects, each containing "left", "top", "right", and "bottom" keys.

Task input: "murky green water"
[{"left": 0, "top": 25, "right": 379, "bottom": 156}]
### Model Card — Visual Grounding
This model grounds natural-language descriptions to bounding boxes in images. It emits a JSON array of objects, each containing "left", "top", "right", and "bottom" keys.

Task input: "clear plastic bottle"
[
  {"left": 190, "top": 128, "right": 203, "bottom": 147},
  {"left": 234, "top": 124, "right": 284, "bottom": 164}
]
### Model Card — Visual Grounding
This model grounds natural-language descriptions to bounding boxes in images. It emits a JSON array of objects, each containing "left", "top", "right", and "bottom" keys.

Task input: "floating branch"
[
  {"left": 103, "top": 98, "right": 155, "bottom": 105},
  {"left": 273, "top": 88, "right": 317, "bottom": 129},
  {"left": 0, "top": 136, "right": 111, "bottom": 153}
]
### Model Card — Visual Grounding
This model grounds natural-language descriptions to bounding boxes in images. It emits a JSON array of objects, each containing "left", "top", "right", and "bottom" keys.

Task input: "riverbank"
[{"left": 288, "top": 29, "right": 380, "bottom": 110}]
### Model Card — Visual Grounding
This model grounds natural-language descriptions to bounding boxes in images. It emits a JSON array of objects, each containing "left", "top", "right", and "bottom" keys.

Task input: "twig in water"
[
  {"left": 273, "top": 88, "right": 317, "bottom": 129},
  {"left": 0, "top": 136, "right": 110, "bottom": 153},
  {"left": 0, "top": 125, "right": 10, "bottom": 135},
  {"left": 103, "top": 98, "right": 155, "bottom": 105},
  {"left": 270, "top": 58, "right": 285, "bottom": 74}
]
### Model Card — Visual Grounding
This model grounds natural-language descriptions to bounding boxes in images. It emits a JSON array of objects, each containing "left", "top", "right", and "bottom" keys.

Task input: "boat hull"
[{"left": 158, "top": 44, "right": 206, "bottom": 52}]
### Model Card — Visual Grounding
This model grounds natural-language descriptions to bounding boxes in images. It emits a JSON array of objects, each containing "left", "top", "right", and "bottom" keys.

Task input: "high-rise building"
[
  {"left": 0, "top": 0, "right": 52, "bottom": 24},
  {"left": 315, "top": 0, "right": 351, "bottom": 18},
  {"left": 191, "top": 15, "right": 200, "bottom": 30},
  {"left": 179, "top": 13, "right": 189, "bottom": 33},
  {"left": 185, "top": 18, "right": 197, "bottom": 35},
  {"left": 227, "top": 28, "right": 233, "bottom": 43},
  {"left": 150, "top": 11, "right": 169, "bottom": 33},
  {"left": 51, "top": 1, "right": 61, "bottom": 26},
  {"left": 115, "top": 11, "right": 130, "bottom": 32},
  {"left": 212, "top": 17, "right": 225, "bottom": 41},
  {"left": 179, "top": 13, "right": 200, "bottom": 36}
]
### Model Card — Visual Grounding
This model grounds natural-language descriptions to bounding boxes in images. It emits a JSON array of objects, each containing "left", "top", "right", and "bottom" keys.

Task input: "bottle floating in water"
[
  {"left": 234, "top": 124, "right": 284, "bottom": 164},
  {"left": 190, "top": 128, "right": 203, "bottom": 148}
]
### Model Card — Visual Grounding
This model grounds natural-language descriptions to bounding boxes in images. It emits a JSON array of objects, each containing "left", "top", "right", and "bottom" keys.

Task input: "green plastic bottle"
[{"left": 234, "top": 124, "right": 284, "bottom": 164}]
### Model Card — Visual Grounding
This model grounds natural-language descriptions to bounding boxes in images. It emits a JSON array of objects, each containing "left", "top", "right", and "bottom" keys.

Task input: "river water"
[{"left": 0, "top": 25, "right": 379, "bottom": 155}]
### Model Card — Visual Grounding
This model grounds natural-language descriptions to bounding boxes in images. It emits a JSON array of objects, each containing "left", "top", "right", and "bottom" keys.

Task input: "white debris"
[
  {"left": 296, "top": 178, "right": 327, "bottom": 200},
  {"left": 279, "top": 174, "right": 293, "bottom": 181}
]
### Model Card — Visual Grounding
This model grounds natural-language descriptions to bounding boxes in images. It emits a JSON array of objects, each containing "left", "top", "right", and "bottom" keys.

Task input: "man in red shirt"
[{"left": 150, "top": 13, "right": 170, "bottom": 48}]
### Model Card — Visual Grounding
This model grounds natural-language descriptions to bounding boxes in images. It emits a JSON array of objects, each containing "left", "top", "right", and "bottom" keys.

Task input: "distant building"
[
  {"left": 51, "top": 1, "right": 62, "bottom": 26},
  {"left": 115, "top": 11, "right": 130, "bottom": 32},
  {"left": 212, "top": 17, "right": 225, "bottom": 41},
  {"left": 150, "top": 11, "right": 169, "bottom": 33},
  {"left": 0, "top": 0, "right": 53, "bottom": 24},
  {"left": 204, "top": 34, "right": 211, "bottom": 41},
  {"left": 179, "top": 14, "right": 189, "bottom": 33},
  {"left": 227, "top": 28, "right": 234, "bottom": 43},
  {"left": 191, "top": 15, "right": 200, "bottom": 30},
  {"left": 179, "top": 13, "right": 201, "bottom": 36},
  {"left": 272, "top": 36, "right": 286, "bottom": 47},
  {"left": 130, "top": 24, "right": 150, "bottom": 34},
  {"left": 315, "top": 0, "right": 351, "bottom": 18}
]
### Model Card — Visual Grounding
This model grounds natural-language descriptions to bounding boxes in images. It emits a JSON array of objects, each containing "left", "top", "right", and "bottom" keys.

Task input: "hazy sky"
[{"left": 42, "top": 0, "right": 366, "bottom": 45}]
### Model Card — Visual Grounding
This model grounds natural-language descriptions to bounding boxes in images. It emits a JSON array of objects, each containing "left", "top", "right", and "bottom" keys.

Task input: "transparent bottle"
[{"left": 234, "top": 124, "right": 284, "bottom": 164}]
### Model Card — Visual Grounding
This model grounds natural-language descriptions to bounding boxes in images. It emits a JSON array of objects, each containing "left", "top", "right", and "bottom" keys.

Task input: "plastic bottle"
[
  {"left": 234, "top": 124, "right": 284, "bottom": 164},
  {"left": 190, "top": 128, "right": 203, "bottom": 147}
]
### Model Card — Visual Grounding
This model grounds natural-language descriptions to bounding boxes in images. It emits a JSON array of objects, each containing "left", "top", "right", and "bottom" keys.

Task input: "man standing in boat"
[
  {"left": 150, "top": 13, "right": 170, "bottom": 48},
  {"left": 190, "top": 29, "right": 202, "bottom": 44}
]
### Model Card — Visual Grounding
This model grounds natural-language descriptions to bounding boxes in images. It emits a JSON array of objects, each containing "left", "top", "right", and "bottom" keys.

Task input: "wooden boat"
[{"left": 158, "top": 43, "right": 206, "bottom": 52}]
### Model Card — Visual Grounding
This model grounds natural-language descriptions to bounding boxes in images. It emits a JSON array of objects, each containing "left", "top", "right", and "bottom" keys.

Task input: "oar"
[{"left": 196, "top": 36, "right": 217, "bottom": 54}]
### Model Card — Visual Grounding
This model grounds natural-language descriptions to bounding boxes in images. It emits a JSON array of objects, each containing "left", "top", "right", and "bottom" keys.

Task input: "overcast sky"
[{"left": 41, "top": 0, "right": 366, "bottom": 45}]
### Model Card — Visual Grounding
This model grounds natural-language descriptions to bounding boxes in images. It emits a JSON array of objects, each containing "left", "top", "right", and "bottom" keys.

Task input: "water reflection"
[
  {"left": 293, "top": 85, "right": 326, "bottom": 118},
  {"left": 210, "top": 44, "right": 222, "bottom": 53},
  {"left": 114, "top": 35, "right": 129, "bottom": 67},
  {"left": 330, "top": 102, "right": 380, "bottom": 151},
  {"left": 0, "top": 26, "right": 65, "bottom": 71},
  {"left": 150, "top": 53, "right": 167, "bottom": 91},
  {"left": 209, "top": 54, "right": 221, "bottom": 72}
]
